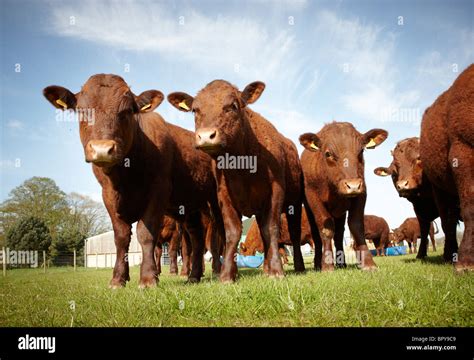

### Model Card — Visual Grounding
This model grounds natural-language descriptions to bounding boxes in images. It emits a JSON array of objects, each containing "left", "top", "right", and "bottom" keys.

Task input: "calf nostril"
[
  {"left": 345, "top": 182, "right": 351, "bottom": 189},
  {"left": 107, "top": 144, "right": 115, "bottom": 155},
  {"left": 357, "top": 182, "right": 361, "bottom": 190},
  {"left": 209, "top": 131, "right": 217, "bottom": 140}
]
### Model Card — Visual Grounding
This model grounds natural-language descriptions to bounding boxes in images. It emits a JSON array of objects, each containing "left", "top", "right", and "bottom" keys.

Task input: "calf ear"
[
  {"left": 299, "top": 133, "right": 322, "bottom": 152},
  {"left": 43, "top": 86, "right": 77, "bottom": 110},
  {"left": 135, "top": 90, "right": 164, "bottom": 113},
  {"left": 374, "top": 167, "right": 391, "bottom": 176},
  {"left": 241, "top": 81, "right": 265, "bottom": 105},
  {"left": 167, "top": 92, "right": 194, "bottom": 112},
  {"left": 363, "top": 129, "right": 388, "bottom": 149}
]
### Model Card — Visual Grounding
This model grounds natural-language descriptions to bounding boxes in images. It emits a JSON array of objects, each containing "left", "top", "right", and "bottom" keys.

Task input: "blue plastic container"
[
  {"left": 370, "top": 246, "right": 407, "bottom": 256},
  {"left": 220, "top": 254, "right": 264, "bottom": 268}
]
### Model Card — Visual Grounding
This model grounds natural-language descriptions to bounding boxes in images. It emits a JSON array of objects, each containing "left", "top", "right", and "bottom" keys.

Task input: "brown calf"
[
  {"left": 420, "top": 64, "right": 474, "bottom": 271},
  {"left": 392, "top": 217, "right": 437, "bottom": 254},
  {"left": 43, "top": 74, "right": 224, "bottom": 288},
  {"left": 374, "top": 137, "right": 439, "bottom": 258},
  {"left": 168, "top": 80, "right": 305, "bottom": 282},
  {"left": 364, "top": 215, "right": 390, "bottom": 256},
  {"left": 154, "top": 216, "right": 182, "bottom": 275},
  {"left": 299, "top": 122, "right": 388, "bottom": 271}
]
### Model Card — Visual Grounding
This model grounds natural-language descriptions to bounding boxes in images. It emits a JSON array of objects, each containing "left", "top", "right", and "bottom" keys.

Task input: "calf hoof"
[
  {"left": 138, "top": 276, "right": 158, "bottom": 289},
  {"left": 294, "top": 263, "right": 306, "bottom": 272},
  {"left": 220, "top": 276, "right": 236, "bottom": 284},
  {"left": 454, "top": 262, "right": 474, "bottom": 273},
  {"left": 416, "top": 253, "right": 427, "bottom": 260},
  {"left": 186, "top": 277, "right": 201, "bottom": 284},
  {"left": 321, "top": 263, "right": 335, "bottom": 272},
  {"left": 109, "top": 278, "right": 126, "bottom": 289},
  {"left": 361, "top": 264, "right": 378, "bottom": 271},
  {"left": 266, "top": 266, "right": 284, "bottom": 278}
]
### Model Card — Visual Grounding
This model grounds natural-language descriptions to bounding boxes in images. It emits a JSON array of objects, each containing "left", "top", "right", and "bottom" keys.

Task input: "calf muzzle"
[{"left": 85, "top": 140, "right": 118, "bottom": 166}]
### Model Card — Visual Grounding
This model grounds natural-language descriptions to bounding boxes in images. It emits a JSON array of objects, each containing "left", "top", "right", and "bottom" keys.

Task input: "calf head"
[
  {"left": 300, "top": 122, "right": 388, "bottom": 197},
  {"left": 43, "top": 74, "right": 163, "bottom": 168},
  {"left": 391, "top": 228, "right": 405, "bottom": 244},
  {"left": 168, "top": 80, "right": 265, "bottom": 156},
  {"left": 239, "top": 243, "right": 252, "bottom": 256},
  {"left": 374, "top": 137, "right": 422, "bottom": 198}
]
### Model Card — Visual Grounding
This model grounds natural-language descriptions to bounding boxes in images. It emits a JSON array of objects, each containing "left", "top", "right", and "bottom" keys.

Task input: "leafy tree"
[
  {"left": 65, "top": 192, "right": 111, "bottom": 237},
  {"left": 51, "top": 226, "right": 86, "bottom": 266},
  {"left": 6, "top": 216, "right": 52, "bottom": 251},
  {"left": 0, "top": 177, "right": 69, "bottom": 241},
  {"left": 1, "top": 177, "right": 111, "bottom": 265}
]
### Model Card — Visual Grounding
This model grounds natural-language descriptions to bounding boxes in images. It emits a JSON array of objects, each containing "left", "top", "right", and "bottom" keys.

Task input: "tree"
[
  {"left": 51, "top": 226, "right": 86, "bottom": 266},
  {"left": 0, "top": 177, "right": 69, "bottom": 241},
  {"left": 65, "top": 192, "right": 111, "bottom": 237},
  {"left": 6, "top": 216, "right": 52, "bottom": 251},
  {"left": 1, "top": 177, "right": 112, "bottom": 265}
]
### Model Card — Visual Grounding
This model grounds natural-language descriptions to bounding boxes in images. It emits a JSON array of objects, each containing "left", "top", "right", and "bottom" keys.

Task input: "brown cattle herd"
[{"left": 42, "top": 64, "right": 473, "bottom": 287}]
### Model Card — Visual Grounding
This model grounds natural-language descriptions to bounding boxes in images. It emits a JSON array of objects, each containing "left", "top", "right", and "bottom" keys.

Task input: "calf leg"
[
  {"left": 180, "top": 230, "right": 192, "bottom": 277},
  {"left": 209, "top": 200, "right": 225, "bottom": 275},
  {"left": 306, "top": 192, "right": 334, "bottom": 271},
  {"left": 433, "top": 187, "right": 459, "bottom": 263},
  {"left": 429, "top": 226, "right": 437, "bottom": 252},
  {"left": 416, "top": 218, "right": 431, "bottom": 259},
  {"left": 278, "top": 246, "right": 288, "bottom": 265},
  {"left": 168, "top": 229, "right": 180, "bottom": 275},
  {"left": 334, "top": 214, "right": 347, "bottom": 267},
  {"left": 184, "top": 212, "right": 205, "bottom": 283},
  {"left": 137, "top": 213, "right": 163, "bottom": 288},
  {"left": 304, "top": 201, "right": 322, "bottom": 270},
  {"left": 286, "top": 205, "right": 305, "bottom": 272},
  {"left": 154, "top": 243, "right": 163, "bottom": 276},
  {"left": 349, "top": 196, "right": 376, "bottom": 270},
  {"left": 109, "top": 219, "right": 132, "bottom": 288}
]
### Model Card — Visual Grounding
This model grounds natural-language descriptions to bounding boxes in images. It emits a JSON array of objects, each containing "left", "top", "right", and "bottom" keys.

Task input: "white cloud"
[
  {"left": 312, "top": 11, "right": 420, "bottom": 124},
  {"left": 251, "top": 104, "right": 323, "bottom": 151},
  {"left": 48, "top": 0, "right": 299, "bottom": 82},
  {"left": 7, "top": 119, "right": 24, "bottom": 130}
]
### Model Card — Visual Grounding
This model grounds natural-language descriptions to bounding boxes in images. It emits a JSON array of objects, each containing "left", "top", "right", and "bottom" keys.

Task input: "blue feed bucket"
[
  {"left": 220, "top": 254, "right": 264, "bottom": 268},
  {"left": 370, "top": 246, "right": 407, "bottom": 256}
]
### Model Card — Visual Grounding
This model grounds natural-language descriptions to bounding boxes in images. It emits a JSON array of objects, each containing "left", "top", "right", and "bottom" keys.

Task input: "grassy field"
[{"left": 0, "top": 250, "right": 473, "bottom": 327}]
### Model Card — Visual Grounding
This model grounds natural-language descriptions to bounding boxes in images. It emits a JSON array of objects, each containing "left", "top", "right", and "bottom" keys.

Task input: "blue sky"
[{"left": 1, "top": 0, "right": 472, "bottom": 231}]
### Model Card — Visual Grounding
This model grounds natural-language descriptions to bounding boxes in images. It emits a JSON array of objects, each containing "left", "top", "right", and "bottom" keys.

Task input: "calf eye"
[
  {"left": 325, "top": 151, "right": 332, "bottom": 158},
  {"left": 226, "top": 101, "right": 239, "bottom": 113}
]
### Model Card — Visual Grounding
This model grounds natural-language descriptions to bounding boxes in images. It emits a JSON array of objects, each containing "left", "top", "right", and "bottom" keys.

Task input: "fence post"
[
  {"left": 2, "top": 247, "right": 6, "bottom": 277},
  {"left": 95, "top": 252, "right": 98, "bottom": 269},
  {"left": 43, "top": 251, "right": 46, "bottom": 273},
  {"left": 73, "top": 250, "right": 76, "bottom": 272}
]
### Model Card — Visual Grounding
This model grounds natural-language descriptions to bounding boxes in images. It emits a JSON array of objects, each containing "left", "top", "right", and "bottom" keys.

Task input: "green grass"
[{"left": 0, "top": 250, "right": 473, "bottom": 327}]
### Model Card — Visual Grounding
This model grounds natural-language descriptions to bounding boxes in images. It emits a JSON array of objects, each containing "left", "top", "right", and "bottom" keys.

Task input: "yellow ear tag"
[
  {"left": 380, "top": 170, "right": 388, "bottom": 176},
  {"left": 178, "top": 101, "right": 190, "bottom": 111},
  {"left": 366, "top": 138, "right": 377, "bottom": 149},
  {"left": 310, "top": 142, "right": 319, "bottom": 151},
  {"left": 56, "top": 99, "right": 68, "bottom": 109},
  {"left": 140, "top": 104, "right": 151, "bottom": 111}
]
